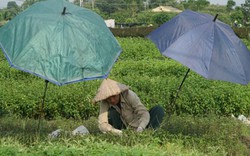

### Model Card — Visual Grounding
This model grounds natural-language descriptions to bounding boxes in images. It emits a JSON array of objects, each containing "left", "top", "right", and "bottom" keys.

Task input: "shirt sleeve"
[
  {"left": 125, "top": 90, "right": 150, "bottom": 129},
  {"left": 98, "top": 101, "right": 121, "bottom": 134}
]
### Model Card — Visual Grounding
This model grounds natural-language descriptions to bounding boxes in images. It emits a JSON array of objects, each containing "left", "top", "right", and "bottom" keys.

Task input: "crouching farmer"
[{"left": 93, "top": 78, "right": 165, "bottom": 135}]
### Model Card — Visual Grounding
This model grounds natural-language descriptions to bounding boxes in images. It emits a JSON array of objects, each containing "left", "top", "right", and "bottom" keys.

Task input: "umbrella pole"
[
  {"left": 172, "top": 68, "right": 190, "bottom": 105},
  {"left": 167, "top": 68, "right": 190, "bottom": 116},
  {"left": 37, "top": 80, "right": 49, "bottom": 133},
  {"left": 169, "top": 68, "right": 190, "bottom": 111},
  {"left": 164, "top": 68, "right": 190, "bottom": 127}
]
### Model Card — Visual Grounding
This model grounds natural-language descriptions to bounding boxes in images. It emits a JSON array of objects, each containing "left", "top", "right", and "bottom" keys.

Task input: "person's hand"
[
  {"left": 112, "top": 129, "right": 123, "bottom": 136},
  {"left": 136, "top": 126, "right": 143, "bottom": 132}
]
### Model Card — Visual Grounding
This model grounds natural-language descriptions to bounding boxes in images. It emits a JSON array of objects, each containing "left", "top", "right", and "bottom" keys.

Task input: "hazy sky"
[
  {"left": 0, "top": 0, "right": 247, "bottom": 9},
  {"left": 209, "top": 0, "right": 245, "bottom": 6}
]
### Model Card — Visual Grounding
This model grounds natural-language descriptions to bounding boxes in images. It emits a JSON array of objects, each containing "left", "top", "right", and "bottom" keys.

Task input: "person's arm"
[
  {"left": 98, "top": 101, "right": 122, "bottom": 135},
  {"left": 126, "top": 90, "right": 150, "bottom": 130}
]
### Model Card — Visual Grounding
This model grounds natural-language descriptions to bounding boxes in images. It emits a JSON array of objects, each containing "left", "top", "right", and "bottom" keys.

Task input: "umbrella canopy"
[
  {"left": 0, "top": 0, "right": 122, "bottom": 86},
  {"left": 147, "top": 10, "right": 250, "bottom": 85}
]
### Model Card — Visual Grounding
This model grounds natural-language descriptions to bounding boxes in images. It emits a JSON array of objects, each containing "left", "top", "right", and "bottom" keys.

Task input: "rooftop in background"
[{"left": 152, "top": 6, "right": 182, "bottom": 13}]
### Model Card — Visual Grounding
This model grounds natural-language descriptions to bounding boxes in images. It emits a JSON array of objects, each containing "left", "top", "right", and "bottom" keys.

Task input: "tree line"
[{"left": 0, "top": 0, "right": 250, "bottom": 27}]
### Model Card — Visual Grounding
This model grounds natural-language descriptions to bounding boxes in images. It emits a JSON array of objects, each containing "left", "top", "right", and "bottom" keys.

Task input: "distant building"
[
  {"left": 151, "top": 6, "right": 182, "bottom": 13},
  {"left": 105, "top": 19, "right": 115, "bottom": 28}
]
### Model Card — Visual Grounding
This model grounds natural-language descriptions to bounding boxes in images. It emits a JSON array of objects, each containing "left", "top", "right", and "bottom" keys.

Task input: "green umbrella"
[
  {"left": 0, "top": 0, "right": 122, "bottom": 131},
  {"left": 0, "top": 0, "right": 122, "bottom": 86}
]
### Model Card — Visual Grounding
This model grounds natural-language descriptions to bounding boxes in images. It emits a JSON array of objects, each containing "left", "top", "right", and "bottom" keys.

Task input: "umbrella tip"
[
  {"left": 62, "top": 7, "right": 66, "bottom": 15},
  {"left": 213, "top": 14, "right": 218, "bottom": 22}
]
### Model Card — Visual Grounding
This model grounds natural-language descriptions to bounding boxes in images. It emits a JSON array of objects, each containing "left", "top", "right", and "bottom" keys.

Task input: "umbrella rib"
[
  {"left": 208, "top": 24, "right": 247, "bottom": 84},
  {"left": 207, "top": 24, "right": 215, "bottom": 78}
]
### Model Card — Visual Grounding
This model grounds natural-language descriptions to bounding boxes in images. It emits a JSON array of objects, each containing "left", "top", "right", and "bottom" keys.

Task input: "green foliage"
[
  {"left": 0, "top": 12, "right": 3, "bottom": 21},
  {"left": 226, "top": 0, "right": 236, "bottom": 11},
  {"left": 230, "top": 8, "right": 244, "bottom": 25},
  {"left": 1, "top": 2, "right": 250, "bottom": 155},
  {"left": 110, "top": 10, "right": 133, "bottom": 23},
  {"left": 241, "top": 0, "right": 250, "bottom": 23},
  {"left": 0, "top": 50, "right": 100, "bottom": 119},
  {"left": 109, "top": 11, "right": 249, "bottom": 38},
  {"left": 233, "top": 27, "right": 250, "bottom": 39},
  {"left": 136, "top": 11, "right": 155, "bottom": 24},
  {"left": 181, "top": 0, "right": 210, "bottom": 11},
  {"left": 152, "top": 13, "right": 171, "bottom": 25},
  {"left": 110, "top": 26, "right": 156, "bottom": 37},
  {"left": 95, "top": 0, "right": 126, "bottom": 16},
  {"left": 0, "top": 0, "right": 249, "bottom": 28},
  {"left": 161, "top": 114, "right": 250, "bottom": 155},
  {"left": 176, "top": 79, "right": 250, "bottom": 116},
  {"left": 195, "top": 4, "right": 243, "bottom": 27},
  {"left": 243, "top": 38, "right": 250, "bottom": 47},
  {"left": 1, "top": 8, "right": 20, "bottom": 20},
  {"left": 0, "top": 115, "right": 249, "bottom": 155},
  {"left": 1, "top": 38, "right": 250, "bottom": 119},
  {"left": 7, "top": 1, "right": 18, "bottom": 9},
  {"left": 109, "top": 11, "right": 176, "bottom": 26},
  {"left": 20, "top": 0, "right": 44, "bottom": 10}
]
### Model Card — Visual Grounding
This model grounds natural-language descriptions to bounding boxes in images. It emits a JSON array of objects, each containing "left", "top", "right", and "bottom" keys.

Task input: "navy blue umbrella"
[{"left": 147, "top": 10, "right": 250, "bottom": 104}]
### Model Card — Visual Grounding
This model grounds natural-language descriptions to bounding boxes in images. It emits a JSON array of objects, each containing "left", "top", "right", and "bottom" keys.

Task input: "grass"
[
  {"left": 0, "top": 114, "right": 249, "bottom": 155},
  {"left": 1, "top": 37, "right": 250, "bottom": 155}
]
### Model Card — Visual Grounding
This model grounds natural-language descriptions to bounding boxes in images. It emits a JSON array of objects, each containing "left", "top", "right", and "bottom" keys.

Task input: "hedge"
[
  {"left": 110, "top": 26, "right": 157, "bottom": 37},
  {"left": 110, "top": 27, "right": 250, "bottom": 39},
  {"left": 0, "top": 37, "right": 250, "bottom": 119},
  {"left": 233, "top": 27, "right": 250, "bottom": 39}
]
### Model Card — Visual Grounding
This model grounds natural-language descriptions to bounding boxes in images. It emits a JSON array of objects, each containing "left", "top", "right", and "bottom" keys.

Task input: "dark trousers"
[{"left": 108, "top": 105, "right": 165, "bottom": 130}]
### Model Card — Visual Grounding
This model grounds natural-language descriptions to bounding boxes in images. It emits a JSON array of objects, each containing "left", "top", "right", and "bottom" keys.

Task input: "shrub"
[
  {"left": 152, "top": 13, "right": 171, "bottom": 25},
  {"left": 0, "top": 38, "right": 250, "bottom": 119},
  {"left": 110, "top": 26, "right": 156, "bottom": 37},
  {"left": 234, "top": 27, "right": 250, "bottom": 39}
]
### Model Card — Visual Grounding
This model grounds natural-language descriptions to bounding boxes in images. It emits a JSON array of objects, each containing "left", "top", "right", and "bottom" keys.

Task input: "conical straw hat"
[{"left": 93, "top": 78, "right": 129, "bottom": 103}]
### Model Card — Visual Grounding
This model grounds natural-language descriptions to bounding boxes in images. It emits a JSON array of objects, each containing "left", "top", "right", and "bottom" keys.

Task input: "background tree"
[
  {"left": 4, "top": 1, "right": 21, "bottom": 20},
  {"left": 230, "top": 7, "right": 244, "bottom": 25},
  {"left": 21, "top": 0, "right": 42, "bottom": 10},
  {"left": 3, "top": 10, "right": 14, "bottom": 20},
  {"left": 196, "top": 0, "right": 210, "bottom": 10},
  {"left": 241, "top": 0, "right": 250, "bottom": 24},
  {"left": 166, "top": 0, "right": 178, "bottom": 6},
  {"left": 7, "top": 1, "right": 18, "bottom": 9},
  {"left": 152, "top": 13, "right": 170, "bottom": 25},
  {"left": 181, "top": 0, "right": 193, "bottom": 10},
  {"left": 181, "top": 0, "right": 209, "bottom": 11},
  {"left": 95, "top": 0, "right": 126, "bottom": 16},
  {"left": 0, "top": 12, "right": 3, "bottom": 21},
  {"left": 226, "top": 0, "right": 236, "bottom": 11},
  {"left": 128, "top": 0, "right": 139, "bottom": 18}
]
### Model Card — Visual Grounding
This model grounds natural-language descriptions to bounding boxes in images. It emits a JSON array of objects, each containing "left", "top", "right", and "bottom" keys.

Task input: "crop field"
[{"left": 0, "top": 37, "right": 250, "bottom": 155}]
